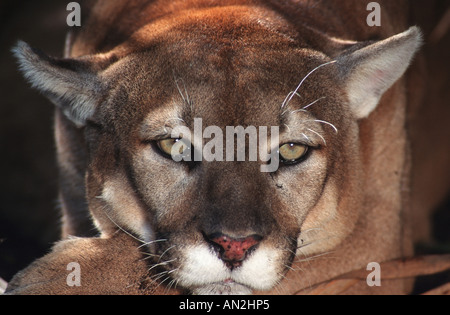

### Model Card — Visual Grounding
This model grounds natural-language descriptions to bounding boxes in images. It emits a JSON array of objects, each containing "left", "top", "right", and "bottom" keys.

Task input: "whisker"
[
  {"left": 155, "top": 275, "right": 174, "bottom": 291},
  {"left": 184, "top": 86, "right": 192, "bottom": 113},
  {"left": 307, "top": 128, "right": 327, "bottom": 146},
  {"left": 305, "top": 119, "right": 338, "bottom": 134},
  {"left": 164, "top": 117, "right": 186, "bottom": 125},
  {"left": 281, "top": 247, "right": 298, "bottom": 258},
  {"left": 148, "top": 258, "right": 178, "bottom": 273},
  {"left": 272, "top": 276, "right": 285, "bottom": 295},
  {"left": 284, "top": 97, "right": 327, "bottom": 116},
  {"left": 296, "top": 237, "right": 331, "bottom": 251},
  {"left": 283, "top": 123, "right": 291, "bottom": 133},
  {"left": 138, "top": 239, "right": 168, "bottom": 249},
  {"left": 140, "top": 254, "right": 159, "bottom": 262},
  {"left": 158, "top": 245, "right": 176, "bottom": 263},
  {"left": 174, "top": 77, "right": 187, "bottom": 105},
  {"left": 302, "top": 96, "right": 326, "bottom": 110},
  {"left": 284, "top": 264, "right": 296, "bottom": 272},
  {"left": 283, "top": 260, "right": 307, "bottom": 274},
  {"left": 281, "top": 91, "right": 293, "bottom": 109},
  {"left": 285, "top": 60, "right": 337, "bottom": 108},
  {"left": 141, "top": 252, "right": 159, "bottom": 256},
  {"left": 166, "top": 279, "right": 177, "bottom": 292},
  {"left": 287, "top": 108, "right": 308, "bottom": 116},
  {"left": 168, "top": 276, "right": 181, "bottom": 294},
  {"left": 281, "top": 91, "right": 301, "bottom": 109},
  {"left": 294, "top": 251, "right": 334, "bottom": 264},
  {"left": 152, "top": 270, "right": 172, "bottom": 282},
  {"left": 165, "top": 271, "right": 180, "bottom": 294},
  {"left": 301, "top": 133, "right": 311, "bottom": 142},
  {"left": 174, "top": 75, "right": 193, "bottom": 113},
  {"left": 102, "top": 211, "right": 146, "bottom": 245}
]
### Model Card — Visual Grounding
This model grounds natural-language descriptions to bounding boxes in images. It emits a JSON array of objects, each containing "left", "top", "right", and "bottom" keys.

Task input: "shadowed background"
[
  {"left": 0, "top": 0, "right": 449, "bottom": 293},
  {"left": 0, "top": 0, "right": 68, "bottom": 281}
]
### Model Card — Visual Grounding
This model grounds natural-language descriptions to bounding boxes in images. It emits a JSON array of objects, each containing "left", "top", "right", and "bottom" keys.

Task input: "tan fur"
[
  {"left": 7, "top": 0, "right": 449, "bottom": 295},
  {"left": 5, "top": 232, "right": 181, "bottom": 295}
]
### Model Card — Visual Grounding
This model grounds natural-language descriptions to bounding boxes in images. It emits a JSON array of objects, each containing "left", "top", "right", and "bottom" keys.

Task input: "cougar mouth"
[{"left": 169, "top": 242, "right": 289, "bottom": 295}]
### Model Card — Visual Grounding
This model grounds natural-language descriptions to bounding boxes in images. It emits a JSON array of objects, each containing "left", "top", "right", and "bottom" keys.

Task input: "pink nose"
[{"left": 208, "top": 234, "right": 262, "bottom": 269}]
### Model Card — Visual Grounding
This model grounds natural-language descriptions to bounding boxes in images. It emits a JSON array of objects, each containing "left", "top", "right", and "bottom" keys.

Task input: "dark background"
[
  {"left": 0, "top": 0, "right": 449, "bottom": 293},
  {"left": 0, "top": 0, "right": 68, "bottom": 281}
]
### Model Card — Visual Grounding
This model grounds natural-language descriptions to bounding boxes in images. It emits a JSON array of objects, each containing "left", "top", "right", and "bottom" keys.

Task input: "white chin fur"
[
  {"left": 176, "top": 244, "right": 281, "bottom": 295},
  {"left": 193, "top": 282, "right": 253, "bottom": 295}
]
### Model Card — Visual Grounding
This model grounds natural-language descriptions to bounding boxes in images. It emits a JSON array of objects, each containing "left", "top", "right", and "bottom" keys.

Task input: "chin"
[{"left": 174, "top": 244, "right": 284, "bottom": 295}]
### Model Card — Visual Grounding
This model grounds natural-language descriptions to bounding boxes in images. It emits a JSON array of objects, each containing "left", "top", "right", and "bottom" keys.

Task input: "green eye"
[
  {"left": 158, "top": 138, "right": 178, "bottom": 156},
  {"left": 157, "top": 138, "right": 191, "bottom": 161},
  {"left": 279, "top": 143, "right": 308, "bottom": 164}
]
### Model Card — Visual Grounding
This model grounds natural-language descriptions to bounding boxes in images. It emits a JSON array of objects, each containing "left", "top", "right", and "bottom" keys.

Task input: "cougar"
[{"left": 6, "top": 0, "right": 449, "bottom": 295}]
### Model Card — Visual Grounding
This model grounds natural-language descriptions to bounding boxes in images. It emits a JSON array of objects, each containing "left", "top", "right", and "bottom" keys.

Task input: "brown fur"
[
  {"left": 7, "top": 0, "right": 449, "bottom": 295},
  {"left": 5, "top": 231, "right": 181, "bottom": 295}
]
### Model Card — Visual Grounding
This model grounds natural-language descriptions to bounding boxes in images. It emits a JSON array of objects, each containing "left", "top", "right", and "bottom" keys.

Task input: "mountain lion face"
[{"left": 14, "top": 3, "right": 422, "bottom": 294}]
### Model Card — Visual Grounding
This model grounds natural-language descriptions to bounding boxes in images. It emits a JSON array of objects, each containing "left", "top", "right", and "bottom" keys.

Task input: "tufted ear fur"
[
  {"left": 12, "top": 41, "right": 113, "bottom": 127},
  {"left": 336, "top": 26, "right": 423, "bottom": 119}
]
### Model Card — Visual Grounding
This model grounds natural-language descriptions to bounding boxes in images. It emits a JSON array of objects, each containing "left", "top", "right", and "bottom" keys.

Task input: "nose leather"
[{"left": 207, "top": 234, "right": 262, "bottom": 268}]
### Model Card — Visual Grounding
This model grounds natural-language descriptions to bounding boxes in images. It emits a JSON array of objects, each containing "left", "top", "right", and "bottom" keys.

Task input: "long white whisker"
[
  {"left": 158, "top": 245, "right": 176, "bottom": 263},
  {"left": 167, "top": 279, "right": 177, "bottom": 292},
  {"left": 301, "top": 133, "right": 311, "bottom": 142},
  {"left": 281, "top": 91, "right": 301, "bottom": 109},
  {"left": 148, "top": 258, "right": 178, "bottom": 273},
  {"left": 164, "top": 117, "right": 186, "bottom": 125},
  {"left": 286, "top": 108, "right": 308, "bottom": 116},
  {"left": 165, "top": 269, "right": 181, "bottom": 294},
  {"left": 282, "top": 91, "right": 294, "bottom": 109},
  {"left": 305, "top": 119, "right": 338, "bottom": 134},
  {"left": 294, "top": 251, "right": 336, "bottom": 264},
  {"left": 152, "top": 271, "right": 171, "bottom": 282},
  {"left": 138, "top": 239, "right": 168, "bottom": 249},
  {"left": 174, "top": 77, "right": 187, "bottom": 105},
  {"left": 102, "top": 211, "right": 146, "bottom": 245},
  {"left": 297, "top": 236, "right": 332, "bottom": 251},
  {"left": 155, "top": 275, "right": 174, "bottom": 291},
  {"left": 174, "top": 76, "right": 193, "bottom": 113},
  {"left": 286, "top": 60, "right": 337, "bottom": 107},
  {"left": 281, "top": 96, "right": 326, "bottom": 117},
  {"left": 307, "top": 128, "right": 327, "bottom": 146},
  {"left": 303, "top": 96, "right": 326, "bottom": 110},
  {"left": 183, "top": 82, "right": 192, "bottom": 110},
  {"left": 285, "top": 263, "right": 306, "bottom": 273}
]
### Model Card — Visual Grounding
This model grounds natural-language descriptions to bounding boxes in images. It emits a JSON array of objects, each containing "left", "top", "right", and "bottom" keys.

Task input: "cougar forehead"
[{"left": 98, "top": 46, "right": 341, "bottom": 141}]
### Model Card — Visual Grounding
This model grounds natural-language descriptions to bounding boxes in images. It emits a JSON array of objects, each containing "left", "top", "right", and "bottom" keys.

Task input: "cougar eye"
[
  {"left": 157, "top": 138, "right": 191, "bottom": 160},
  {"left": 279, "top": 143, "right": 308, "bottom": 165}
]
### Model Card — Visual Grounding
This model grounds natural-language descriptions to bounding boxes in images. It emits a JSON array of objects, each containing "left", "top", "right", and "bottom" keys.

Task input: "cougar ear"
[
  {"left": 336, "top": 26, "right": 423, "bottom": 119},
  {"left": 13, "top": 41, "right": 110, "bottom": 127}
]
